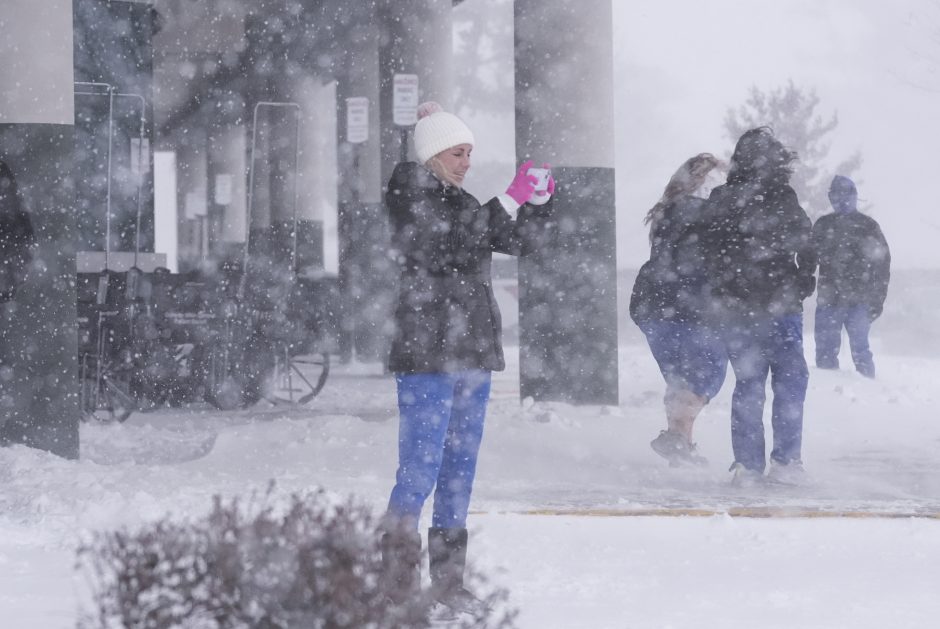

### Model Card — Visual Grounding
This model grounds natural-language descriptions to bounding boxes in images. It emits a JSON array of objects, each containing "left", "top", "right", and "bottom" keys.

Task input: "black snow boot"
[
  {"left": 380, "top": 527, "right": 422, "bottom": 605},
  {"left": 427, "top": 527, "right": 485, "bottom": 616}
]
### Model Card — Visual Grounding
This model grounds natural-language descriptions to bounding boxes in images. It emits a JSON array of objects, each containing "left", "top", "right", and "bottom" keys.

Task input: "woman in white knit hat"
[{"left": 381, "top": 101, "right": 554, "bottom": 616}]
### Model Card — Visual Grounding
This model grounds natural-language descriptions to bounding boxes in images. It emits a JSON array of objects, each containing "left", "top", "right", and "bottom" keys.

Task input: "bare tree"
[{"left": 724, "top": 81, "right": 863, "bottom": 219}]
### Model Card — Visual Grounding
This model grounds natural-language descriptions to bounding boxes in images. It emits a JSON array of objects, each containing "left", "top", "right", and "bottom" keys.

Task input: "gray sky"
[{"left": 614, "top": 0, "right": 940, "bottom": 269}]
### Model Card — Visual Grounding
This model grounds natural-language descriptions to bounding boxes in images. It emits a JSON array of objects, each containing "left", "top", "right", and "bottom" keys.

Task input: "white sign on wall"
[
  {"left": 392, "top": 74, "right": 419, "bottom": 126},
  {"left": 346, "top": 97, "right": 369, "bottom": 143},
  {"left": 214, "top": 174, "right": 233, "bottom": 205}
]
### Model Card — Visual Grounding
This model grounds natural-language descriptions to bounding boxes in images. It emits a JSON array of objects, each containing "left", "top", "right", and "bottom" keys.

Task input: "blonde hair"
[
  {"left": 425, "top": 155, "right": 463, "bottom": 189},
  {"left": 644, "top": 153, "right": 722, "bottom": 238}
]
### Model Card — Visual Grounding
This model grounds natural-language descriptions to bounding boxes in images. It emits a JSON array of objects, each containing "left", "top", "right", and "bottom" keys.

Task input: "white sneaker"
[
  {"left": 729, "top": 462, "right": 763, "bottom": 488},
  {"left": 766, "top": 460, "right": 806, "bottom": 486},
  {"left": 429, "top": 589, "right": 487, "bottom": 626},
  {"left": 429, "top": 601, "right": 459, "bottom": 624},
  {"left": 438, "top": 587, "right": 486, "bottom": 615}
]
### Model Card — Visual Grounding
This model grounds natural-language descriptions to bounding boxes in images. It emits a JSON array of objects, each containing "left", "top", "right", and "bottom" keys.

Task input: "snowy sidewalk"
[{"left": 1, "top": 343, "right": 939, "bottom": 627}]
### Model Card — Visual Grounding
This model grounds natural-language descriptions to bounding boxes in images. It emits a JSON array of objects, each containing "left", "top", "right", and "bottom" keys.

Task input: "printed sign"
[
  {"left": 346, "top": 97, "right": 369, "bottom": 143},
  {"left": 214, "top": 174, "right": 233, "bottom": 205},
  {"left": 392, "top": 74, "right": 419, "bottom": 126}
]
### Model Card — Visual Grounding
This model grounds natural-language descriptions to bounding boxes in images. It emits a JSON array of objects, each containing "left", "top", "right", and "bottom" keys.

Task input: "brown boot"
[
  {"left": 380, "top": 527, "right": 422, "bottom": 604},
  {"left": 428, "top": 527, "right": 485, "bottom": 616}
]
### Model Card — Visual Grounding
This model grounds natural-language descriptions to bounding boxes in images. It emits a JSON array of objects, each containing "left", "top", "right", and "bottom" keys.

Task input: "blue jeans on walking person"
[
  {"left": 723, "top": 314, "right": 809, "bottom": 473},
  {"left": 387, "top": 370, "right": 491, "bottom": 530},
  {"left": 639, "top": 320, "right": 727, "bottom": 401},
  {"left": 814, "top": 303, "right": 875, "bottom": 378}
]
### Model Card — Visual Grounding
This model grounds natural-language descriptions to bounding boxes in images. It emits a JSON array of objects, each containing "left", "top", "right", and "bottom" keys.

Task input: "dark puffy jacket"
[
  {"left": 629, "top": 196, "right": 710, "bottom": 325},
  {"left": 700, "top": 179, "right": 817, "bottom": 321},
  {"left": 385, "top": 162, "right": 551, "bottom": 373},
  {"left": 812, "top": 210, "right": 890, "bottom": 312},
  {"left": 0, "top": 189, "right": 35, "bottom": 303}
]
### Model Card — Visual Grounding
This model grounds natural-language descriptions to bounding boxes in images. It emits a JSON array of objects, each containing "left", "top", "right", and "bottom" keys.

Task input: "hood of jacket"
[{"left": 828, "top": 175, "right": 857, "bottom": 214}]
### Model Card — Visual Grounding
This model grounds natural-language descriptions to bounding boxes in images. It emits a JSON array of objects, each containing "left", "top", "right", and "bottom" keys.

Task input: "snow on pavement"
[{"left": 0, "top": 343, "right": 939, "bottom": 628}]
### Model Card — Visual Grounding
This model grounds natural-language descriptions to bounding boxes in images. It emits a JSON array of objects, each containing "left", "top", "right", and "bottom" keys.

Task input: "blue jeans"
[
  {"left": 639, "top": 320, "right": 727, "bottom": 400},
  {"left": 723, "top": 314, "right": 809, "bottom": 473},
  {"left": 387, "top": 370, "right": 491, "bottom": 530},
  {"left": 814, "top": 304, "right": 874, "bottom": 378}
]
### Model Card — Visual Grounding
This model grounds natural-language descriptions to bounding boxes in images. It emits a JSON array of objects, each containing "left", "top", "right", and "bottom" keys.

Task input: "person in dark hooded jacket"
[
  {"left": 0, "top": 160, "right": 35, "bottom": 304},
  {"left": 382, "top": 102, "right": 554, "bottom": 615},
  {"left": 811, "top": 175, "right": 890, "bottom": 378},
  {"left": 699, "top": 127, "right": 817, "bottom": 485},
  {"left": 630, "top": 153, "right": 728, "bottom": 467},
  {"left": 0, "top": 160, "right": 35, "bottom": 416}
]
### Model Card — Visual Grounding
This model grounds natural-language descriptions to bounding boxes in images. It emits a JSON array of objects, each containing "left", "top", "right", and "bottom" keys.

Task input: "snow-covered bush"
[{"left": 77, "top": 489, "right": 515, "bottom": 628}]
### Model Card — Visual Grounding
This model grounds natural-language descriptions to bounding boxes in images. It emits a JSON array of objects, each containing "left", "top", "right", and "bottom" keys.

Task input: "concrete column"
[
  {"left": 515, "top": 0, "right": 619, "bottom": 405},
  {"left": 0, "top": 0, "right": 79, "bottom": 458},
  {"left": 377, "top": 0, "right": 454, "bottom": 183},
  {"left": 0, "top": 0, "right": 75, "bottom": 125}
]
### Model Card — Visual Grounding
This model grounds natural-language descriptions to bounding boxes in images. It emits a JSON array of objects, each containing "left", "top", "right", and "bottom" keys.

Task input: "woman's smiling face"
[{"left": 432, "top": 143, "right": 472, "bottom": 187}]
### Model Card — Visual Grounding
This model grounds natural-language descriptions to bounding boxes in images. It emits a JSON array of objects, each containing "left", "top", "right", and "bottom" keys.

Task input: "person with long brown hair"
[{"left": 630, "top": 153, "right": 728, "bottom": 466}]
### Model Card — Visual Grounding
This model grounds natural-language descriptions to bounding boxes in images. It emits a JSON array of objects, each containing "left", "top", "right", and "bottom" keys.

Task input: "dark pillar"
[
  {"left": 0, "top": 0, "right": 80, "bottom": 458},
  {"left": 377, "top": 0, "right": 454, "bottom": 183},
  {"left": 336, "top": 19, "right": 396, "bottom": 362},
  {"left": 364, "top": 0, "right": 453, "bottom": 366},
  {"left": 515, "top": 0, "right": 619, "bottom": 405}
]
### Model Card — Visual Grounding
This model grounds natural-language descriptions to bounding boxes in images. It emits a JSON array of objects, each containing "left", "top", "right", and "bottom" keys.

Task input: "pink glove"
[{"left": 505, "top": 160, "right": 538, "bottom": 205}]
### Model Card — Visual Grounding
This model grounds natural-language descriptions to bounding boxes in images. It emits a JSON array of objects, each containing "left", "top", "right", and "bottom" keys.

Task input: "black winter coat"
[
  {"left": 385, "top": 162, "right": 552, "bottom": 373},
  {"left": 629, "top": 196, "right": 710, "bottom": 325},
  {"left": 699, "top": 178, "right": 817, "bottom": 321},
  {"left": 0, "top": 207, "right": 35, "bottom": 303},
  {"left": 811, "top": 210, "right": 890, "bottom": 312}
]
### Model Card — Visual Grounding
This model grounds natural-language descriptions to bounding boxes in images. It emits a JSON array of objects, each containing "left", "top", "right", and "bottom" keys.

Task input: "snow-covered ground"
[{"left": 1, "top": 336, "right": 939, "bottom": 628}]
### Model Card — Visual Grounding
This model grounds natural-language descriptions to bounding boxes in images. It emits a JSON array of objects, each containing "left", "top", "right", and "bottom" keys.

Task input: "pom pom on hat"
[
  {"left": 417, "top": 101, "right": 443, "bottom": 119},
  {"left": 413, "top": 101, "right": 475, "bottom": 164}
]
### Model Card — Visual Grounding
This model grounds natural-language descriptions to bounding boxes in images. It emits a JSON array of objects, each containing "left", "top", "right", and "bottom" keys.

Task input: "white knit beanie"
[{"left": 413, "top": 102, "right": 475, "bottom": 164}]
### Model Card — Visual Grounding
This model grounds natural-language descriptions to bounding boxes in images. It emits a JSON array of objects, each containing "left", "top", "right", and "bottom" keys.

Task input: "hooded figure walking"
[
  {"left": 630, "top": 153, "right": 728, "bottom": 467},
  {"left": 382, "top": 102, "right": 554, "bottom": 616},
  {"left": 811, "top": 175, "right": 890, "bottom": 378},
  {"left": 0, "top": 161, "right": 34, "bottom": 305},
  {"left": 700, "top": 127, "right": 817, "bottom": 485},
  {"left": 0, "top": 160, "right": 35, "bottom": 420}
]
